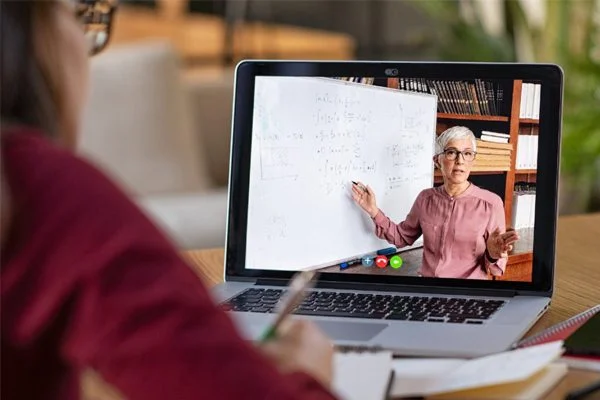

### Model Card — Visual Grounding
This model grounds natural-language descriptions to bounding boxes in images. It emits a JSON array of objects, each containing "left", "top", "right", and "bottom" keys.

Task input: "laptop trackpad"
[{"left": 314, "top": 320, "right": 387, "bottom": 341}]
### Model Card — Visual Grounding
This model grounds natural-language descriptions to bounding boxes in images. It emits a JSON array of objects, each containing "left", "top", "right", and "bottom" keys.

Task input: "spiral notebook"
[
  {"left": 514, "top": 304, "right": 600, "bottom": 348},
  {"left": 514, "top": 304, "right": 600, "bottom": 372}
]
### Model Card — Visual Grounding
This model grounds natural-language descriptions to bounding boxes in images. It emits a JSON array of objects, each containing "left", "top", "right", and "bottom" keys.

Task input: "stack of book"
[{"left": 474, "top": 138, "right": 512, "bottom": 172}]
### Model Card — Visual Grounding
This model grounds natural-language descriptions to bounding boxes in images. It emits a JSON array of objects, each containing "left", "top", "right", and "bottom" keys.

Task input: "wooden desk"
[
  {"left": 182, "top": 213, "right": 600, "bottom": 400},
  {"left": 110, "top": 6, "right": 355, "bottom": 65},
  {"left": 83, "top": 213, "right": 600, "bottom": 399}
]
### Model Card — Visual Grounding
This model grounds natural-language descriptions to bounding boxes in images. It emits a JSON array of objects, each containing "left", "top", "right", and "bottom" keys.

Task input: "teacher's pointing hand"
[{"left": 351, "top": 181, "right": 379, "bottom": 218}]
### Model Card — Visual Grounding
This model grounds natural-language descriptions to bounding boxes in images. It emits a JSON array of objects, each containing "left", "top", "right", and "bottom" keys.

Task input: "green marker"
[{"left": 390, "top": 255, "right": 403, "bottom": 269}]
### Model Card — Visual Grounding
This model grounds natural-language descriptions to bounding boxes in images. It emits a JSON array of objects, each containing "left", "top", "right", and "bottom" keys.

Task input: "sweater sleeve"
[
  {"left": 372, "top": 193, "right": 423, "bottom": 248},
  {"left": 2, "top": 133, "right": 336, "bottom": 400}
]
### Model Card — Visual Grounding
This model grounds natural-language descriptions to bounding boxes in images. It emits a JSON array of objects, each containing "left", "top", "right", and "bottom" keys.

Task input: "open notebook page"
[{"left": 333, "top": 351, "right": 394, "bottom": 400}]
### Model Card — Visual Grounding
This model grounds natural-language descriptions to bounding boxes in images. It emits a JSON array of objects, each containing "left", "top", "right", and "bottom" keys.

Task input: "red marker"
[{"left": 375, "top": 255, "right": 388, "bottom": 268}]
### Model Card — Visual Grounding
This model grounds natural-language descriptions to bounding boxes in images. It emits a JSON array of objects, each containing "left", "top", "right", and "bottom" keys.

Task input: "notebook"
[
  {"left": 391, "top": 341, "right": 565, "bottom": 399},
  {"left": 514, "top": 304, "right": 600, "bottom": 372},
  {"left": 428, "top": 363, "right": 568, "bottom": 400},
  {"left": 333, "top": 351, "right": 394, "bottom": 400},
  {"left": 515, "top": 304, "right": 600, "bottom": 348}
]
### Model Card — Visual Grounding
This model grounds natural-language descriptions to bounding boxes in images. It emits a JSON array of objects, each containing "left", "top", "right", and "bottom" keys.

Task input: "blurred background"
[{"left": 77, "top": 0, "right": 599, "bottom": 252}]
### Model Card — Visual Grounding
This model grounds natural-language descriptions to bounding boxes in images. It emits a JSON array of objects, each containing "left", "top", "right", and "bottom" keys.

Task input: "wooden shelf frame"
[{"left": 437, "top": 113, "right": 509, "bottom": 122}]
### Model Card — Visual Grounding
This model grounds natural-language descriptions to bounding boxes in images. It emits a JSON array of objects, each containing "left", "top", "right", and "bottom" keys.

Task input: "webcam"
[{"left": 385, "top": 68, "right": 399, "bottom": 76}]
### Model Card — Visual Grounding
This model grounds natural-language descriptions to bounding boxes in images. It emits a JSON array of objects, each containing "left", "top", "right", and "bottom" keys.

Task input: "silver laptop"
[{"left": 212, "top": 61, "right": 563, "bottom": 358}]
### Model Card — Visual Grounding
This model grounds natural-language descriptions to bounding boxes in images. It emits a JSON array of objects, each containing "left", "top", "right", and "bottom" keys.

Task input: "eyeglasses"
[
  {"left": 439, "top": 148, "right": 477, "bottom": 162},
  {"left": 73, "top": 0, "right": 118, "bottom": 55}
]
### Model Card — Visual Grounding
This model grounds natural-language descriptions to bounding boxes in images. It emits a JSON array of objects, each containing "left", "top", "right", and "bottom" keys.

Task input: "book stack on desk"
[{"left": 334, "top": 341, "right": 568, "bottom": 400}]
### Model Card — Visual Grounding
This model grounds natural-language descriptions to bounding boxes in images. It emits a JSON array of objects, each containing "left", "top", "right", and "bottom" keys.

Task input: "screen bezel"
[{"left": 225, "top": 61, "right": 563, "bottom": 295}]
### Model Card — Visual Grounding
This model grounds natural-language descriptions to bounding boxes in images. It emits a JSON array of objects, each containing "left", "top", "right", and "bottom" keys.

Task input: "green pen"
[{"left": 259, "top": 270, "right": 318, "bottom": 342}]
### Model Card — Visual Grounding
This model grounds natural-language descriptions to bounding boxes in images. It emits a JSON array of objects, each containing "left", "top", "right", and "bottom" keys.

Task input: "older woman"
[{"left": 352, "top": 126, "right": 519, "bottom": 279}]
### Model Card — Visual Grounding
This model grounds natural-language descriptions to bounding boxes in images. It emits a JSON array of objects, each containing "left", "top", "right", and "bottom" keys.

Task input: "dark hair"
[{"left": 1, "top": 1, "right": 59, "bottom": 137}]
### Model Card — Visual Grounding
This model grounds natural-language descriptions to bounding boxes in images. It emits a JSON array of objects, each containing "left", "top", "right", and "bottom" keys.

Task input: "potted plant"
[{"left": 415, "top": 0, "right": 600, "bottom": 214}]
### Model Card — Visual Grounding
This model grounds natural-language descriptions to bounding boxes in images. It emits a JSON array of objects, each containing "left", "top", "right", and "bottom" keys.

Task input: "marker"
[
  {"left": 377, "top": 247, "right": 397, "bottom": 256},
  {"left": 340, "top": 258, "right": 362, "bottom": 270},
  {"left": 351, "top": 181, "right": 367, "bottom": 192}
]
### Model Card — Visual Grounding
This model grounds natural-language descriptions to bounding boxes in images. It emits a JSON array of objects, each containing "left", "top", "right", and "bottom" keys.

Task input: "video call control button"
[{"left": 375, "top": 255, "right": 388, "bottom": 268}]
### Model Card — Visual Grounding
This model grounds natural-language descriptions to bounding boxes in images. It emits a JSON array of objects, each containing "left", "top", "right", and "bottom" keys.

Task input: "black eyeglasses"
[
  {"left": 73, "top": 0, "right": 118, "bottom": 55},
  {"left": 439, "top": 148, "right": 477, "bottom": 162}
]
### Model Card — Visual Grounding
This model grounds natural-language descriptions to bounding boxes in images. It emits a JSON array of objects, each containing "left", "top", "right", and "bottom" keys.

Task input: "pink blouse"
[{"left": 373, "top": 184, "right": 507, "bottom": 279}]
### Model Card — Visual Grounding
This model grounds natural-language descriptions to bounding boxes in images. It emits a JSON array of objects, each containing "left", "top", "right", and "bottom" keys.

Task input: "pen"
[
  {"left": 566, "top": 379, "right": 600, "bottom": 400},
  {"left": 259, "top": 270, "right": 317, "bottom": 342}
]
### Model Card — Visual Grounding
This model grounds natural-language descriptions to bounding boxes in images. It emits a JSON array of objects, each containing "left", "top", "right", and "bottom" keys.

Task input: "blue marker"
[
  {"left": 377, "top": 247, "right": 397, "bottom": 256},
  {"left": 340, "top": 258, "right": 362, "bottom": 270}
]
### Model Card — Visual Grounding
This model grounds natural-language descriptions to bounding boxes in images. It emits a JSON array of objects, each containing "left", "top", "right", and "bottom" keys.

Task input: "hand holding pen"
[
  {"left": 260, "top": 270, "right": 318, "bottom": 341},
  {"left": 351, "top": 181, "right": 379, "bottom": 218},
  {"left": 258, "top": 271, "right": 334, "bottom": 387}
]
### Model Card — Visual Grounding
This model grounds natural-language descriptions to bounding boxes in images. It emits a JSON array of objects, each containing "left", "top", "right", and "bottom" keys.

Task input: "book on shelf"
[
  {"left": 478, "top": 147, "right": 512, "bottom": 156},
  {"left": 475, "top": 153, "right": 511, "bottom": 161},
  {"left": 476, "top": 139, "right": 513, "bottom": 151},
  {"left": 516, "top": 134, "right": 538, "bottom": 170},
  {"left": 520, "top": 82, "right": 541, "bottom": 119},
  {"left": 481, "top": 135, "right": 509, "bottom": 144},
  {"left": 512, "top": 182, "right": 536, "bottom": 230},
  {"left": 481, "top": 130, "right": 510, "bottom": 139},
  {"left": 394, "top": 78, "right": 507, "bottom": 116},
  {"left": 474, "top": 159, "right": 512, "bottom": 168}
]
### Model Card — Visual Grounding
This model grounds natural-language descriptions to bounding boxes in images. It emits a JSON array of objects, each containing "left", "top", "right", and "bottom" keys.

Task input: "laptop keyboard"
[{"left": 220, "top": 288, "right": 505, "bottom": 324}]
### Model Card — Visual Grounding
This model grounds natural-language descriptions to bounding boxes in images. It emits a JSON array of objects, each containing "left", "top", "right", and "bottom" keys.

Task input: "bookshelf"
[
  {"left": 385, "top": 78, "right": 538, "bottom": 281},
  {"left": 386, "top": 77, "right": 537, "bottom": 225}
]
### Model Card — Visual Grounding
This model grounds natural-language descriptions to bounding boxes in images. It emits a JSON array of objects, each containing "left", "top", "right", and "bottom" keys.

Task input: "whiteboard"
[{"left": 245, "top": 77, "right": 437, "bottom": 270}]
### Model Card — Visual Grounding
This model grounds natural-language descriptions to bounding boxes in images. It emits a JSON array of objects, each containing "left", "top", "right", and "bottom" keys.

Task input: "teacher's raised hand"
[
  {"left": 351, "top": 181, "right": 379, "bottom": 218},
  {"left": 486, "top": 228, "right": 520, "bottom": 260}
]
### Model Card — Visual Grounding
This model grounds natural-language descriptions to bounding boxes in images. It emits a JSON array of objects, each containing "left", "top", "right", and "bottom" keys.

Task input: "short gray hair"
[{"left": 435, "top": 126, "right": 477, "bottom": 155}]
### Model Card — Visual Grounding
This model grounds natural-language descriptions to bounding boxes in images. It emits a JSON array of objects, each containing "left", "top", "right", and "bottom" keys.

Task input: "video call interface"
[{"left": 245, "top": 75, "right": 541, "bottom": 282}]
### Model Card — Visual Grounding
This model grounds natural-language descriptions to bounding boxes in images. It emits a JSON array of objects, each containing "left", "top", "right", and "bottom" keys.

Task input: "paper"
[
  {"left": 430, "top": 363, "right": 568, "bottom": 400},
  {"left": 392, "top": 341, "right": 564, "bottom": 397},
  {"left": 333, "top": 351, "right": 393, "bottom": 400}
]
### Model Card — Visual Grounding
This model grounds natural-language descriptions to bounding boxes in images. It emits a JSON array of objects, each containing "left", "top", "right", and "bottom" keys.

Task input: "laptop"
[{"left": 212, "top": 61, "right": 563, "bottom": 358}]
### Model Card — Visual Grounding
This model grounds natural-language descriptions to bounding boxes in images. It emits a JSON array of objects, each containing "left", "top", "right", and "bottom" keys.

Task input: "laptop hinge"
[
  {"left": 255, "top": 279, "right": 518, "bottom": 297},
  {"left": 255, "top": 278, "right": 288, "bottom": 287}
]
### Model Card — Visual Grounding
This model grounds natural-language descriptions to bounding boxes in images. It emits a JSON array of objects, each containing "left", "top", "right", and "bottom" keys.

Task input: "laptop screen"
[{"left": 243, "top": 74, "right": 542, "bottom": 283}]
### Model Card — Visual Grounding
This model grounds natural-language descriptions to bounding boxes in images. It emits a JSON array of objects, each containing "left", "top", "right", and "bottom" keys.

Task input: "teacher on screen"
[{"left": 351, "top": 126, "right": 519, "bottom": 279}]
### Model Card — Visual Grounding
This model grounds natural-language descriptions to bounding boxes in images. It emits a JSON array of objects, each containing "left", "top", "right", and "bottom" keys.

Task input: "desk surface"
[{"left": 184, "top": 213, "right": 600, "bottom": 400}]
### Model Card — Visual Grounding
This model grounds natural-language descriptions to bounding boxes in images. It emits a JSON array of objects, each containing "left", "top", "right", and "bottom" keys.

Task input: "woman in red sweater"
[{"left": 0, "top": 1, "right": 336, "bottom": 399}]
